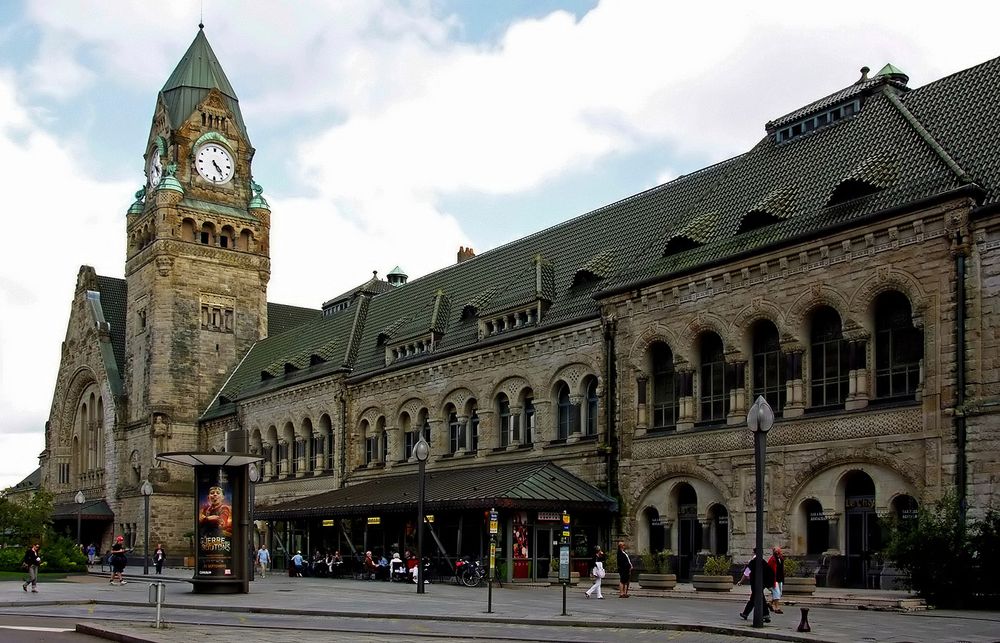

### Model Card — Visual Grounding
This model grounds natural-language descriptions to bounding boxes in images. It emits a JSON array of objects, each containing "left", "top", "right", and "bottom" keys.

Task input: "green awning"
[{"left": 256, "top": 461, "right": 617, "bottom": 520}]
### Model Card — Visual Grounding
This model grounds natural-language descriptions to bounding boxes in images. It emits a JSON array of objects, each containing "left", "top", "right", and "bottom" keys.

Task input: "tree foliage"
[
  {"left": 882, "top": 495, "right": 1000, "bottom": 608},
  {"left": 0, "top": 489, "right": 54, "bottom": 547}
]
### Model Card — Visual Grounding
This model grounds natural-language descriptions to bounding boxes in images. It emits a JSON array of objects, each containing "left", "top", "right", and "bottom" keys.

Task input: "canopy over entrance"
[
  {"left": 52, "top": 499, "right": 114, "bottom": 521},
  {"left": 256, "top": 461, "right": 617, "bottom": 520}
]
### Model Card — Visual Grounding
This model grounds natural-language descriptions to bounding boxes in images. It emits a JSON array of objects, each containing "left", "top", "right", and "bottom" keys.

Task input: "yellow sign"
[
  {"left": 425, "top": 514, "right": 434, "bottom": 523},
  {"left": 321, "top": 519, "right": 335, "bottom": 527},
  {"left": 489, "top": 519, "right": 498, "bottom": 534},
  {"left": 489, "top": 541, "right": 496, "bottom": 570},
  {"left": 367, "top": 516, "right": 381, "bottom": 525}
]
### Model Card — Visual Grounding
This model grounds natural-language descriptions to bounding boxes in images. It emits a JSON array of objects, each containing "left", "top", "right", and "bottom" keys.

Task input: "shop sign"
[
  {"left": 537, "top": 512, "right": 560, "bottom": 522},
  {"left": 321, "top": 519, "right": 335, "bottom": 527},
  {"left": 716, "top": 515, "right": 729, "bottom": 526},
  {"left": 846, "top": 496, "right": 875, "bottom": 510},
  {"left": 809, "top": 512, "right": 828, "bottom": 522},
  {"left": 367, "top": 516, "right": 381, "bottom": 525},
  {"left": 425, "top": 514, "right": 434, "bottom": 523}
]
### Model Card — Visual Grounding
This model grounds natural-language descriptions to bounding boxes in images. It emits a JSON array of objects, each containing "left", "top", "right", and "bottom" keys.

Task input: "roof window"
[{"left": 775, "top": 99, "right": 860, "bottom": 144}]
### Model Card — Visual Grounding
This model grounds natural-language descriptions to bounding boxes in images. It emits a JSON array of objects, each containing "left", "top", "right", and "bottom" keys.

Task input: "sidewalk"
[{"left": 1, "top": 567, "right": 996, "bottom": 643}]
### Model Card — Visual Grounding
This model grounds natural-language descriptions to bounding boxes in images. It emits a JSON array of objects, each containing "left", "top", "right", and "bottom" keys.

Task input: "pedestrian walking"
[
  {"left": 291, "top": 550, "right": 304, "bottom": 577},
  {"left": 768, "top": 546, "right": 785, "bottom": 613},
  {"left": 153, "top": 543, "right": 166, "bottom": 575},
  {"left": 110, "top": 535, "right": 130, "bottom": 585},
  {"left": 616, "top": 541, "right": 633, "bottom": 598},
  {"left": 738, "top": 548, "right": 774, "bottom": 623},
  {"left": 21, "top": 544, "right": 41, "bottom": 593},
  {"left": 86, "top": 543, "right": 97, "bottom": 567},
  {"left": 585, "top": 546, "right": 606, "bottom": 599},
  {"left": 256, "top": 545, "right": 270, "bottom": 578}
]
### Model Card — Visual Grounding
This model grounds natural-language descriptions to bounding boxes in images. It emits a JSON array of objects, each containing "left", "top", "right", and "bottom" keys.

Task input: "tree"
[{"left": 0, "top": 488, "right": 54, "bottom": 547}]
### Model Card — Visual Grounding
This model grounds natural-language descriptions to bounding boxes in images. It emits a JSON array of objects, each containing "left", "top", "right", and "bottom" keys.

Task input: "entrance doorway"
[
  {"left": 645, "top": 507, "right": 666, "bottom": 552},
  {"left": 533, "top": 526, "right": 556, "bottom": 581},
  {"left": 676, "top": 483, "right": 701, "bottom": 580},
  {"left": 844, "top": 471, "right": 879, "bottom": 587}
]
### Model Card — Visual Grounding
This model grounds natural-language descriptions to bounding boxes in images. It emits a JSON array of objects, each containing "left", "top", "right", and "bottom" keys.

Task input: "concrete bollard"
[{"left": 797, "top": 606, "right": 811, "bottom": 632}]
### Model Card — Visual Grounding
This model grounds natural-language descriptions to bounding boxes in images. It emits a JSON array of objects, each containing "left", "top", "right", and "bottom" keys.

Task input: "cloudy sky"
[{"left": 1, "top": 0, "right": 998, "bottom": 489}]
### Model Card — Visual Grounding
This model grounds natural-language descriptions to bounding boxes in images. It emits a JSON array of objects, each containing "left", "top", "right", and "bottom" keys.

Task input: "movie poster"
[
  {"left": 196, "top": 467, "right": 235, "bottom": 576},
  {"left": 512, "top": 511, "right": 528, "bottom": 559}
]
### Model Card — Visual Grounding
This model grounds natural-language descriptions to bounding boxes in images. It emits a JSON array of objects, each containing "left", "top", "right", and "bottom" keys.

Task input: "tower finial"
[{"left": 199, "top": 0, "right": 204, "bottom": 29}]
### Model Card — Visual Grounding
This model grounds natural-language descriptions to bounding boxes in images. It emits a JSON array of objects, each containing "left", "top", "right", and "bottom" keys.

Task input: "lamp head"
[
  {"left": 413, "top": 435, "right": 430, "bottom": 462},
  {"left": 74, "top": 490, "right": 85, "bottom": 505},
  {"left": 140, "top": 480, "right": 154, "bottom": 496}
]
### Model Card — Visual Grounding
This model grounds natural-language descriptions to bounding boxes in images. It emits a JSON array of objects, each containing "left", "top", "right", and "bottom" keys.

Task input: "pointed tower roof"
[{"left": 160, "top": 26, "right": 247, "bottom": 138}]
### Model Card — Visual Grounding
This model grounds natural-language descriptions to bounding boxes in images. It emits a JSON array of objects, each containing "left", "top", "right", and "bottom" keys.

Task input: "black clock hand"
[{"left": 212, "top": 160, "right": 223, "bottom": 174}]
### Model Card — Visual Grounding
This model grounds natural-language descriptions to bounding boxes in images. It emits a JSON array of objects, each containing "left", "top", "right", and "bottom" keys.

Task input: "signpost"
[
  {"left": 560, "top": 510, "right": 570, "bottom": 616},
  {"left": 488, "top": 507, "right": 498, "bottom": 613}
]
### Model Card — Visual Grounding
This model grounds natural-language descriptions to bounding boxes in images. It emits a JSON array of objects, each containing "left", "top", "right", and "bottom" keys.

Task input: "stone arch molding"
[
  {"left": 731, "top": 298, "right": 792, "bottom": 340},
  {"left": 633, "top": 463, "right": 732, "bottom": 514},
  {"left": 679, "top": 311, "right": 736, "bottom": 357},
  {"left": 440, "top": 385, "right": 478, "bottom": 414},
  {"left": 849, "top": 267, "right": 928, "bottom": 327},
  {"left": 786, "top": 284, "right": 853, "bottom": 335},
  {"left": 395, "top": 397, "right": 428, "bottom": 421},
  {"left": 491, "top": 376, "right": 532, "bottom": 402},
  {"left": 626, "top": 323, "right": 684, "bottom": 373},
  {"left": 358, "top": 405, "right": 385, "bottom": 427},
  {"left": 59, "top": 366, "right": 100, "bottom": 446},
  {"left": 548, "top": 362, "right": 599, "bottom": 396}
]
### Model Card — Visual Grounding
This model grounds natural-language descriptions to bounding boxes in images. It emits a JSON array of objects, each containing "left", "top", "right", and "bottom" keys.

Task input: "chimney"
[{"left": 457, "top": 246, "right": 476, "bottom": 263}]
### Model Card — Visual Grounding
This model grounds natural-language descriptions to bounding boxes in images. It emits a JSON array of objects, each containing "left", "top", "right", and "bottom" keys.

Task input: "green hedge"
[{"left": 0, "top": 536, "right": 86, "bottom": 573}]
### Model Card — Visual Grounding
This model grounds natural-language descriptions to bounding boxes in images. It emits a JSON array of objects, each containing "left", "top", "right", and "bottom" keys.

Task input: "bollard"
[
  {"left": 148, "top": 582, "right": 166, "bottom": 629},
  {"left": 797, "top": 606, "right": 811, "bottom": 632}
]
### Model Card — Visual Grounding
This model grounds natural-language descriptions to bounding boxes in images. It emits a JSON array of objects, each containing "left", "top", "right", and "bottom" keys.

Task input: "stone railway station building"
[{"left": 38, "top": 28, "right": 1000, "bottom": 587}]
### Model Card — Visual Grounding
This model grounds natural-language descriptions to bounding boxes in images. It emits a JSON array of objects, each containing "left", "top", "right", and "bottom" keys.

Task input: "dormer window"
[{"left": 775, "top": 99, "right": 861, "bottom": 143}]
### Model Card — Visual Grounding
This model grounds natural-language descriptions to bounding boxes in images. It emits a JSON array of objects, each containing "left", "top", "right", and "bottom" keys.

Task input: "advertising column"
[{"left": 196, "top": 467, "right": 237, "bottom": 578}]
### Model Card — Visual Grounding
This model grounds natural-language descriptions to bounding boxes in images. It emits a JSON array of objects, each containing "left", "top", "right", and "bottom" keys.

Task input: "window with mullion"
[
  {"left": 498, "top": 395, "right": 512, "bottom": 447},
  {"left": 404, "top": 431, "right": 417, "bottom": 460},
  {"left": 365, "top": 436, "right": 375, "bottom": 465},
  {"left": 651, "top": 343, "right": 679, "bottom": 430},
  {"left": 557, "top": 384, "right": 572, "bottom": 439},
  {"left": 752, "top": 321, "right": 786, "bottom": 413},
  {"left": 380, "top": 430, "right": 388, "bottom": 462},
  {"left": 448, "top": 411, "right": 463, "bottom": 454},
  {"left": 585, "top": 380, "right": 599, "bottom": 436},
  {"left": 523, "top": 398, "right": 535, "bottom": 445},
  {"left": 875, "top": 292, "right": 922, "bottom": 398},
  {"left": 810, "top": 307, "right": 848, "bottom": 407},
  {"left": 470, "top": 411, "right": 480, "bottom": 451},
  {"left": 699, "top": 334, "right": 729, "bottom": 423}
]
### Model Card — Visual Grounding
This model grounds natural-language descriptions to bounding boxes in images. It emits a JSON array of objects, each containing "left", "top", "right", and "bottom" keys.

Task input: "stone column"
[
  {"left": 385, "top": 427, "right": 400, "bottom": 469},
  {"left": 475, "top": 411, "right": 494, "bottom": 458},
  {"left": 635, "top": 376, "right": 648, "bottom": 437},
  {"left": 783, "top": 350, "right": 805, "bottom": 418},
  {"left": 727, "top": 361, "right": 747, "bottom": 425},
  {"left": 677, "top": 370, "right": 695, "bottom": 430},
  {"left": 846, "top": 338, "right": 870, "bottom": 410},
  {"left": 532, "top": 400, "right": 553, "bottom": 448},
  {"left": 278, "top": 439, "right": 289, "bottom": 480},
  {"left": 507, "top": 406, "right": 523, "bottom": 450},
  {"left": 295, "top": 437, "right": 306, "bottom": 477},
  {"left": 428, "top": 419, "right": 446, "bottom": 460},
  {"left": 312, "top": 432, "right": 324, "bottom": 473},
  {"left": 455, "top": 415, "right": 469, "bottom": 455},
  {"left": 261, "top": 442, "right": 273, "bottom": 478},
  {"left": 567, "top": 395, "right": 584, "bottom": 443}
]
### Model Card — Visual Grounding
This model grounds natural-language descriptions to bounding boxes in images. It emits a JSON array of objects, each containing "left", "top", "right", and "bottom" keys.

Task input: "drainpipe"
[
  {"left": 339, "top": 396, "right": 348, "bottom": 488},
  {"left": 953, "top": 232, "right": 968, "bottom": 533},
  {"left": 603, "top": 314, "right": 619, "bottom": 539}
]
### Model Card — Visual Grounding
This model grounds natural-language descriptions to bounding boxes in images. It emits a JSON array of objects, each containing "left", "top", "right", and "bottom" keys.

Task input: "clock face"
[
  {"left": 195, "top": 144, "right": 234, "bottom": 184},
  {"left": 146, "top": 148, "right": 162, "bottom": 190}
]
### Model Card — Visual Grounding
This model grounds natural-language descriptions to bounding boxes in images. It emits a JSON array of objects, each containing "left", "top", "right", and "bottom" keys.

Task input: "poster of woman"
[{"left": 197, "top": 468, "right": 235, "bottom": 576}]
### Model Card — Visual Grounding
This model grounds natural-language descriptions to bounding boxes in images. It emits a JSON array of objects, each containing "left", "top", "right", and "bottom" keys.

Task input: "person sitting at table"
[
  {"left": 390, "top": 552, "right": 407, "bottom": 582},
  {"left": 375, "top": 551, "right": 390, "bottom": 581},
  {"left": 363, "top": 550, "right": 377, "bottom": 580}
]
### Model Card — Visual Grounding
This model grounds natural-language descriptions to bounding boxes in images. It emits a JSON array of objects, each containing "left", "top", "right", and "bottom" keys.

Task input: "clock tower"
[{"left": 124, "top": 25, "right": 270, "bottom": 478}]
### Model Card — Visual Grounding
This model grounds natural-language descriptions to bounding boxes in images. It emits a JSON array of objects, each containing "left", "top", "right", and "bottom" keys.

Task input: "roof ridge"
[{"left": 883, "top": 86, "right": 971, "bottom": 184}]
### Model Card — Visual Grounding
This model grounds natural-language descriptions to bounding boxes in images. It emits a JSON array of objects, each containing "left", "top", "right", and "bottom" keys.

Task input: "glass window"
[
  {"left": 875, "top": 291, "right": 922, "bottom": 399},
  {"left": 523, "top": 397, "right": 535, "bottom": 446},
  {"left": 585, "top": 379, "right": 599, "bottom": 436},
  {"left": 651, "top": 343, "right": 679, "bottom": 430},
  {"left": 470, "top": 411, "right": 479, "bottom": 452},
  {"left": 699, "top": 334, "right": 729, "bottom": 422},
  {"left": 810, "top": 307, "right": 849, "bottom": 407},
  {"left": 448, "top": 411, "right": 463, "bottom": 454},
  {"left": 557, "top": 383, "right": 572, "bottom": 439},
  {"left": 752, "top": 320, "right": 786, "bottom": 413},
  {"left": 498, "top": 394, "right": 512, "bottom": 447}
]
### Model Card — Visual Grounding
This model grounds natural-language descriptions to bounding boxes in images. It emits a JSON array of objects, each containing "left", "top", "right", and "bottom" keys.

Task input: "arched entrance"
[
  {"left": 844, "top": 471, "right": 879, "bottom": 587},
  {"left": 676, "top": 483, "right": 700, "bottom": 580},
  {"left": 708, "top": 504, "right": 729, "bottom": 555},
  {"left": 802, "top": 499, "right": 829, "bottom": 555}
]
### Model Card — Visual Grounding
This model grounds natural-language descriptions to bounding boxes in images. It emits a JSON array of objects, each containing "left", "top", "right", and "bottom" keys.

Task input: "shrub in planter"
[
  {"left": 693, "top": 555, "right": 733, "bottom": 592},
  {"left": 781, "top": 557, "right": 816, "bottom": 595},
  {"left": 638, "top": 550, "right": 676, "bottom": 590}
]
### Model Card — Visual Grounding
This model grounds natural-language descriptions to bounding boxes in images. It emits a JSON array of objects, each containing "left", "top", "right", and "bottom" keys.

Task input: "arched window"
[
  {"left": 400, "top": 412, "right": 415, "bottom": 461},
  {"left": 523, "top": 395, "right": 535, "bottom": 446},
  {"left": 469, "top": 410, "right": 480, "bottom": 452},
  {"left": 498, "top": 394, "right": 513, "bottom": 447},
  {"left": 320, "top": 414, "right": 334, "bottom": 471},
  {"left": 699, "top": 333, "right": 729, "bottom": 423},
  {"left": 362, "top": 420, "right": 374, "bottom": 466},
  {"left": 875, "top": 291, "right": 922, "bottom": 399},
  {"left": 752, "top": 320, "right": 786, "bottom": 413},
  {"left": 556, "top": 383, "right": 572, "bottom": 440},
  {"left": 302, "top": 417, "right": 315, "bottom": 472},
  {"left": 651, "top": 342, "right": 679, "bottom": 430},
  {"left": 380, "top": 426, "right": 388, "bottom": 463},
  {"left": 585, "top": 378, "right": 599, "bottom": 436},
  {"left": 803, "top": 499, "right": 829, "bottom": 555},
  {"left": 447, "top": 407, "right": 463, "bottom": 455},
  {"left": 810, "top": 307, "right": 849, "bottom": 408}
]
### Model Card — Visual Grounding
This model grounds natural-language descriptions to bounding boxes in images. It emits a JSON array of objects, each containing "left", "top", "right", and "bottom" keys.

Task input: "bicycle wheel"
[{"left": 461, "top": 568, "right": 478, "bottom": 587}]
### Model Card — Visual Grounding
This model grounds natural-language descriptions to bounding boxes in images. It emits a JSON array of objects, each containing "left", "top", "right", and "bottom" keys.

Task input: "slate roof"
[
  {"left": 212, "top": 57, "right": 1000, "bottom": 406},
  {"left": 95, "top": 276, "right": 128, "bottom": 378},
  {"left": 267, "top": 303, "right": 321, "bottom": 337},
  {"left": 161, "top": 27, "right": 247, "bottom": 139},
  {"left": 255, "top": 461, "right": 618, "bottom": 519}
]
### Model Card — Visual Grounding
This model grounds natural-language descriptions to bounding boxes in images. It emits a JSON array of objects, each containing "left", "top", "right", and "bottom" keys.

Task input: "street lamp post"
[
  {"left": 140, "top": 480, "right": 154, "bottom": 575},
  {"left": 747, "top": 395, "right": 774, "bottom": 628},
  {"left": 413, "top": 433, "right": 430, "bottom": 594},
  {"left": 74, "top": 490, "right": 86, "bottom": 546},
  {"left": 248, "top": 462, "right": 261, "bottom": 582}
]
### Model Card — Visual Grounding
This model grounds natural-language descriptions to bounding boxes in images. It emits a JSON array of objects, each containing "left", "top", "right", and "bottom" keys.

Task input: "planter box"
[
  {"left": 783, "top": 576, "right": 817, "bottom": 595},
  {"left": 183, "top": 556, "right": 195, "bottom": 567},
  {"left": 638, "top": 573, "right": 677, "bottom": 590},
  {"left": 692, "top": 574, "right": 733, "bottom": 592}
]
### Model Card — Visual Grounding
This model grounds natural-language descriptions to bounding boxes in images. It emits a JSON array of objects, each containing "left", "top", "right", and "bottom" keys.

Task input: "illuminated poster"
[
  {"left": 197, "top": 467, "right": 235, "bottom": 576},
  {"left": 512, "top": 511, "right": 528, "bottom": 559}
]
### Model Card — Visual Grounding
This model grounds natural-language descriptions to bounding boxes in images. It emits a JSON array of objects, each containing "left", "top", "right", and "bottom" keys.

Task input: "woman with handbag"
[{"left": 585, "top": 546, "right": 606, "bottom": 599}]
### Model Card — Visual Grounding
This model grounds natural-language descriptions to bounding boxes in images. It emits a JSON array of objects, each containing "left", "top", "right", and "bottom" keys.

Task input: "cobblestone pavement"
[{"left": 1, "top": 569, "right": 998, "bottom": 643}]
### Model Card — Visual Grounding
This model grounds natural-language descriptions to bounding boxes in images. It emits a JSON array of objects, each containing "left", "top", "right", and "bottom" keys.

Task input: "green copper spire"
[
  {"left": 874, "top": 63, "right": 909, "bottom": 84},
  {"left": 160, "top": 26, "right": 247, "bottom": 138}
]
